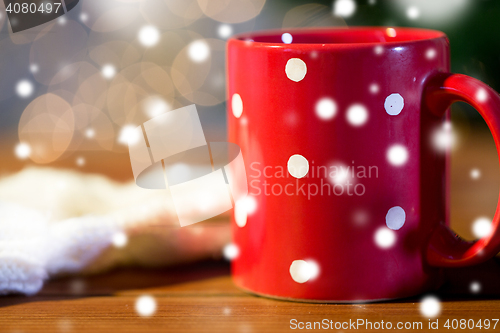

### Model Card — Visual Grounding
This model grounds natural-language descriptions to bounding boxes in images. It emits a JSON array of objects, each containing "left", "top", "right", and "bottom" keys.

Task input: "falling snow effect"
[
  {"left": 346, "top": 104, "right": 368, "bottom": 127},
  {"left": 112, "top": 232, "right": 128, "bottom": 247},
  {"left": 470, "top": 168, "right": 481, "bottom": 179},
  {"left": 118, "top": 125, "right": 140, "bottom": 145},
  {"left": 223, "top": 243, "right": 240, "bottom": 260},
  {"left": 407, "top": 6, "right": 420, "bottom": 19},
  {"left": 76, "top": 157, "right": 85, "bottom": 167},
  {"left": 470, "top": 281, "right": 481, "bottom": 294},
  {"left": 143, "top": 96, "right": 171, "bottom": 119},
  {"left": 426, "top": 48, "right": 437, "bottom": 60},
  {"left": 433, "top": 121, "right": 456, "bottom": 152},
  {"left": 315, "top": 98, "right": 337, "bottom": 120},
  {"left": 85, "top": 128, "right": 96, "bottom": 139},
  {"left": 333, "top": 0, "right": 356, "bottom": 18},
  {"left": 218, "top": 24, "right": 233, "bottom": 39},
  {"left": 420, "top": 296, "right": 441, "bottom": 318},
  {"left": 188, "top": 40, "right": 210, "bottom": 63},
  {"left": 476, "top": 88, "right": 488, "bottom": 103},
  {"left": 369, "top": 83, "right": 380, "bottom": 94},
  {"left": 281, "top": 33, "right": 293, "bottom": 44},
  {"left": 472, "top": 217, "right": 492, "bottom": 238},
  {"left": 234, "top": 196, "right": 257, "bottom": 228},
  {"left": 135, "top": 295, "right": 157, "bottom": 316},
  {"left": 374, "top": 227, "right": 396, "bottom": 249},
  {"left": 15, "top": 142, "right": 31, "bottom": 159},
  {"left": 29, "top": 64, "right": 39, "bottom": 73},
  {"left": 387, "top": 145, "right": 409, "bottom": 166},
  {"left": 16, "top": 80, "right": 34, "bottom": 98},
  {"left": 101, "top": 64, "right": 116, "bottom": 79},
  {"left": 138, "top": 26, "right": 160, "bottom": 47},
  {"left": 290, "top": 260, "right": 320, "bottom": 283}
]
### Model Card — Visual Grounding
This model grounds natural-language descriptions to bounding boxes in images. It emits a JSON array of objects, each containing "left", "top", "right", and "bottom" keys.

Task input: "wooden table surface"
[{"left": 1, "top": 123, "right": 500, "bottom": 332}]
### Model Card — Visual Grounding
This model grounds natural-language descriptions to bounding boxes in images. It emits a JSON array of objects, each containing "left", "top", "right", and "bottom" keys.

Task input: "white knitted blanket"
[{"left": 0, "top": 167, "right": 230, "bottom": 295}]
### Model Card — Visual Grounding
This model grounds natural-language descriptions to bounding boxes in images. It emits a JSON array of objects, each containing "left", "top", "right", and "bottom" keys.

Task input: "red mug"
[{"left": 226, "top": 27, "right": 500, "bottom": 302}]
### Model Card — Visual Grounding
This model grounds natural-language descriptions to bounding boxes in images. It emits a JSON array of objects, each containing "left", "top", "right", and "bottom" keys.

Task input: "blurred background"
[{"left": 0, "top": 0, "right": 499, "bottom": 241}]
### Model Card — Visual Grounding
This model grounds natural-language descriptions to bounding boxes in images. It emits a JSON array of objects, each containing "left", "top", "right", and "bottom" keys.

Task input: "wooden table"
[
  {"left": 1, "top": 123, "right": 500, "bottom": 332},
  {"left": 0, "top": 259, "right": 500, "bottom": 333}
]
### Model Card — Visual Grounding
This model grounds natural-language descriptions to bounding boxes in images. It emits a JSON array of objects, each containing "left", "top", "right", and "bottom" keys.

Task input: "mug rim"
[{"left": 229, "top": 26, "right": 447, "bottom": 49}]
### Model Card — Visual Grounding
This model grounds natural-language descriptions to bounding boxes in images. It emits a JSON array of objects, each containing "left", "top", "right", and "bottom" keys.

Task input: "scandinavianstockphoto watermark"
[{"left": 248, "top": 161, "right": 379, "bottom": 199}]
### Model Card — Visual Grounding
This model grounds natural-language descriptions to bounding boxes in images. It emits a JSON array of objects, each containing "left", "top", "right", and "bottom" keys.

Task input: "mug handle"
[{"left": 424, "top": 73, "right": 500, "bottom": 267}]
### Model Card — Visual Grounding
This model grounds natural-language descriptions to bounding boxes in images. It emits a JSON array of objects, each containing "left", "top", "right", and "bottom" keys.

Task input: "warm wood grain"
[
  {"left": 1, "top": 124, "right": 499, "bottom": 332},
  {"left": 1, "top": 260, "right": 500, "bottom": 333}
]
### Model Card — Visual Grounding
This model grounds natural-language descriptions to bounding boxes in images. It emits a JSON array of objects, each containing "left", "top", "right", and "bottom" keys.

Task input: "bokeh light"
[
  {"left": 470, "top": 281, "right": 481, "bottom": 294},
  {"left": 432, "top": 121, "right": 456, "bottom": 152},
  {"left": 470, "top": 168, "right": 481, "bottom": 179},
  {"left": 218, "top": 24, "right": 233, "bottom": 39},
  {"left": 101, "top": 64, "right": 117, "bottom": 80},
  {"left": 118, "top": 125, "right": 140, "bottom": 145},
  {"left": 374, "top": 227, "right": 396, "bottom": 249},
  {"left": 289, "top": 259, "right": 320, "bottom": 283},
  {"left": 472, "top": 217, "right": 493, "bottom": 238},
  {"left": 16, "top": 80, "right": 34, "bottom": 98},
  {"left": 80, "top": 13, "right": 88, "bottom": 22},
  {"left": 138, "top": 25, "right": 161, "bottom": 47},
  {"left": 328, "top": 162, "right": 354, "bottom": 186},
  {"left": 369, "top": 83, "right": 380, "bottom": 94},
  {"left": 232, "top": 94, "right": 243, "bottom": 118},
  {"left": 112, "top": 232, "right": 128, "bottom": 247},
  {"left": 476, "top": 88, "right": 488, "bottom": 103},
  {"left": 223, "top": 243, "right": 240, "bottom": 260},
  {"left": 426, "top": 48, "right": 437, "bottom": 60},
  {"left": 420, "top": 296, "right": 441, "bottom": 318},
  {"left": 281, "top": 33, "right": 293, "bottom": 44},
  {"left": 142, "top": 96, "right": 171, "bottom": 119},
  {"left": 407, "top": 6, "right": 420, "bottom": 20},
  {"left": 387, "top": 145, "right": 409, "bottom": 166},
  {"left": 14, "top": 142, "right": 31, "bottom": 160},
  {"left": 29, "top": 64, "right": 39, "bottom": 74},
  {"left": 135, "top": 295, "right": 157, "bottom": 316},
  {"left": 188, "top": 40, "right": 210, "bottom": 63},
  {"left": 346, "top": 104, "right": 368, "bottom": 127},
  {"left": 315, "top": 98, "right": 337, "bottom": 120},
  {"left": 333, "top": 0, "right": 356, "bottom": 18},
  {"left": 76, "top": 157, "right": 86, "bottom": 167},
  {"left": 85, "top": 128, "right": 96, "bottom": 139},
  {"left": 234, "top": 195, "right": 257, "bottom": 228}
]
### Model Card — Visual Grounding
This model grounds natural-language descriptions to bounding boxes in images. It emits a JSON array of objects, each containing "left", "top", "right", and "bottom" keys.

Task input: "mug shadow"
[{"left": 387, "top": 256, "right": 500, "bottom": 304}]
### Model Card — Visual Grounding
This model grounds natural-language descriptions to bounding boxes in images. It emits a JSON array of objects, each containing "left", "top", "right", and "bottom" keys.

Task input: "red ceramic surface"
[{"left": 226, "top": 27, "right": 500, "bottom": 302}]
